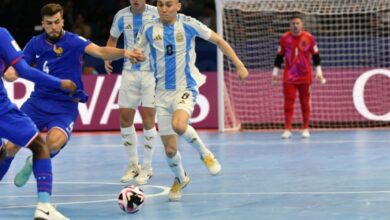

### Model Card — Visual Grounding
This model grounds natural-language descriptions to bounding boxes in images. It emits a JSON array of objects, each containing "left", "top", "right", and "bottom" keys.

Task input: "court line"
[
  {"left": 0, "top": 183, "right": 170, "bottom": 209},
  {"left": 67, "top": 139, "right": 390, "bottom": 148}
]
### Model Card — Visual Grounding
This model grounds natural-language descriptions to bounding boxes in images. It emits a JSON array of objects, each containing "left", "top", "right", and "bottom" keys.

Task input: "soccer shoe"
[
  {"left": 34, "top": 202, "right": 70, "bottom": 220},
  {"left": 281, "top": 130, "right": 292, "bottom": 139},
  {"left": 120, "top": 163, "right": 140, "bottom": 183},
  {"left": 201, "top": 153, "right": 221, "bottom": 176},
  {"left": 302, "top": 129, "right": 310, "bottom": 138},
  {"left": 14, "top": 155, "right": 33, "bottom": 187},
  {"left": 168, "top": 174, "right": 191, "bottom": 202},
  {"left": 135, "top": 167, "right": 153, "bottom": 185}
]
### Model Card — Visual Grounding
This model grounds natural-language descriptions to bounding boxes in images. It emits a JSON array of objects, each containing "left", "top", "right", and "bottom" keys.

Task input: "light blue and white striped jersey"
[
  {"left": 136, "top": 14, "right": 212, "bottom": 91},
  {"left": 110, "top": 4, "right": 158, "bottom": 72}
]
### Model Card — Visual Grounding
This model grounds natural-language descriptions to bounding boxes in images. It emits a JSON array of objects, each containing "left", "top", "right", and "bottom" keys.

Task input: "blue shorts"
[
  {"left": 0, "top": 107, "right": 38, "bottom": 147},
  {"left": 21, "top": 98, "right": 78, "bottom": 142}
]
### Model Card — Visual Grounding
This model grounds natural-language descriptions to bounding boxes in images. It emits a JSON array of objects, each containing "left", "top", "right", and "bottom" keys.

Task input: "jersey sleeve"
[
  {"left": 310, "top": 36, "right": 319, "bottom": 55},
  {"left": 23, "top": 38, "right": 36, "bottom": 64},
  {"left": 0, "top": 28, "right": 23, "bottom": 66},
  {"left": 277, "top": 37, "right": 286, "bottom": 56},
  {"left": 183, "top": 15, "right": 212, "bottom": 40},
  {"left": 110, "top": 11, "right": 123, "bottom": 38},
  {"left": 74, "top": 35, "right": 92, "bottom": 54}
]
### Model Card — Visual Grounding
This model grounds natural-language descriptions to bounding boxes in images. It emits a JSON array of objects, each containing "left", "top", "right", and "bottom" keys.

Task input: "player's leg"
[
  {"left": 282, "top": 83, "right": 297, "bottom": 139},
  {"left": 298, "top": 83, "right": 311, "bottom": 138},
  {"left": 173, "top": 90, "right": 221, "bottom": 175},
  {"left": 118, "top": 73, "right": 141, "bottom": 182},
  {"left": 14, "top": 109, "right": 74, "bottom": 187},
  {"left": 0, "top": 108, "right": 69, "bottom": 219},
  {"left": 136, "top": 106, "right": 156, "bottom": 185},
  {"left": 0, "top": 140, "right": 21, "bottom": 181},
  {"left": 28, "top": 135, "right": 69, "bottom": 220},
  {"left": 136, "top": 72, "right": 157, "bottom": 185},
  {"left": 156, "top": 91, "right": 190, "bottom": 201}
]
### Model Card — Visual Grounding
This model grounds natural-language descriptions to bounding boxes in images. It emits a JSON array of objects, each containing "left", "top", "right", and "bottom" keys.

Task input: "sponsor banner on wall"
[{"left": 5, "top": 73, "right": 218, "bottom": 130}]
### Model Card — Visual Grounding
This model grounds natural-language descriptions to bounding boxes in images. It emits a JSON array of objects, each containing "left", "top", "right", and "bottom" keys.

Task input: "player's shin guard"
[
  {"left": 33, "top": 158, "right": 53, "bottom": 203},
  {"left": 181, "top": 125, "right": 210, "bottom": 157},
  {"left": 143, "top": 127, "right": 157, "bottom": 168},
  {"left": 166, "top": 151, "right": 186, "bottom": 181},
  {"left": 121, "top": 125, "right": 138, "bottom": 165}
]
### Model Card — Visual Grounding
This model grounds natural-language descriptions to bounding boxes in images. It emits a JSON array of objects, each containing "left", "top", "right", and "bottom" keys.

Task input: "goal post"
[{"left": 215, "top": 0, "right": 390, "bottom": 131}]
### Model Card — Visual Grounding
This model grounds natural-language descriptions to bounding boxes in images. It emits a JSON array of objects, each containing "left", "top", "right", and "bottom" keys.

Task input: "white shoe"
[
  {"left": 168, "top": 174, "right": 191, "bottom": 202},
  {"left": 34, "top": 202, "right": 70, "bottom": 220},
  {"left": 302, "top": 129, "right": 310, "bottom": 138},
  {"left": 120, "top": 163, "right": 140, "bottom": 183},
  {"left": 281, "top": 130, "right": 292, "bottom": 139},
  {"left": 135, "top": 167, "right": 153, "bottom": 185},
  {"left": 201, "top": 153, "right": 221, "bottom": 176}
]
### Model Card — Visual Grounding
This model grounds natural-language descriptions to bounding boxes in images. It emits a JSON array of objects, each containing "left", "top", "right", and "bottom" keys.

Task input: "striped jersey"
[
  {"left": 136, "top": 14, "right": 211, "bottom": 91},
  {"left": 110, "top": 5, "right": 158, "bottom": 72}
]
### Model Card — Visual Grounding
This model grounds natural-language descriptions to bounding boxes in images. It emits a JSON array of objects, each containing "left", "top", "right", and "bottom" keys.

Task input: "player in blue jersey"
[
  {"left": 0, "top": 27, "right": 76, "bottom": 220},
  {"left": 2, "top": 3, "right": 145, "bottom": 189},
  {"left": 135, "top": 0, "right": 249, "bottom": 201},
  {"left": 104, "top": 0, "right": 158, "bottom": 185}
]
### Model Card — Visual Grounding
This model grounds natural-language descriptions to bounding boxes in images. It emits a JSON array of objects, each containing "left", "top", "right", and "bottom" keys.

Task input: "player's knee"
[
  {"left": 164, "top": 146, "right": 177, "bottom": 158},
  {"left": 5, "top": 142, "right": 20, "bottom": 157},
  {"left": 120, "top": 116, "right": 134, "bottom": 127},
  {"left": 46, "top": 139, "right": 66, "bottom": 153},
  {"left": 172, "top": 120, "right": 187, "bottom": 135}
]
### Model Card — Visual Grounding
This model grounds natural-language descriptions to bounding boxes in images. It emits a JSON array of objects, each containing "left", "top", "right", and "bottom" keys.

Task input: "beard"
[{"left": 45, "top": 31, "right": 63, "bottom": 43}]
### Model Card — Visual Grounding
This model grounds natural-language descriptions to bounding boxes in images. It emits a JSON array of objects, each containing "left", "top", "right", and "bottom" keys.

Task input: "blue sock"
[
  {"left": 33, "top": 158, "right": 52, "bottom": 203},
  {"left": 0, "top": 157, "right": 14, "bottom": 181}
]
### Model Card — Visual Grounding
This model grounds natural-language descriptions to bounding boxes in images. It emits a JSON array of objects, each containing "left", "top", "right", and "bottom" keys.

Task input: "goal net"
[{"left": 216, "top": 0, "right": 390, "bottom": 130}]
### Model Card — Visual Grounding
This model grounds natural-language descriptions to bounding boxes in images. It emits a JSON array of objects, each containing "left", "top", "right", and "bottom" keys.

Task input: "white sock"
[
  {"left": 181, "top": 125, "right": 210, "bottom": 157},
  {"left": 121, "top": 126, "right": 138, "bottom": 165},
  {"left": 142, "top": 127, "right": 157, "bottom": 169},
  {"left": 166, "top": 151, "right": 186, "bottom": 181}
]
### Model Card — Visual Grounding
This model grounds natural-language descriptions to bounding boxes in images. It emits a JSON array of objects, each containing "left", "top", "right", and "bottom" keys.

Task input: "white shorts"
[
  {"left": 156, "top": 89, "right": 199, "bottom": 135},
  {"left": 118, "top": 70, "right": 155, "bottom": 109}
]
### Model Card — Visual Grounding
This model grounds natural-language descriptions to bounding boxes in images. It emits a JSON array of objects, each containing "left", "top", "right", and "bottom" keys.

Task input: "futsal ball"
[{"left": 117, "top": 185, "right": 145, "bottom": 213}]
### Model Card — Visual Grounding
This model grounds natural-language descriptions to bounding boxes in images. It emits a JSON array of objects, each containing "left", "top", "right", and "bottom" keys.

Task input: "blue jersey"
[
  {"left": 136, "top": 15, "right": 211, "bottom": 91},
  {"left": 110, "top": 4, "right": 158, "bottom": 72},
  {"left": 0, "top": 27, "right": 23, "bottom": 115},
  {"left": 23, "top": 31, "right": 90, "bottom": 112}
]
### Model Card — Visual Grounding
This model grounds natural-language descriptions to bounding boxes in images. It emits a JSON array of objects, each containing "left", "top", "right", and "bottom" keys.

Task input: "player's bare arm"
[
  {"left": 208, "top": 32, "right": 249, "bottom": 83},
  {"left": 85, "top": 43, "right": 127, "bottom": 61},
  {"left": 3, "top": 66, "right": 18, "bottom": 82},
  {"left": 104, "top": 35, "right": 119, "bottom": 74}
]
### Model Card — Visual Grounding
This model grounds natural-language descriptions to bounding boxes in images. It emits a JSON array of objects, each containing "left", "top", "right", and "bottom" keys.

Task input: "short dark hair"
[
  {"left": 41, "top": 3, "right": 63, "bottom": 18},
  {"left": 291, "top": 15, "right": 303, "bottom": 21}
]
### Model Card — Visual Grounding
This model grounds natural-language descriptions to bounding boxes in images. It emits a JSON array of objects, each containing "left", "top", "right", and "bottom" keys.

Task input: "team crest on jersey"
[
  {"left": 53, "top": 44, "right": 63, "bottom": 56},
  {"left": 154, "top": 34, "right": 162, "bottom": 41},
  {"left": 125, "top": 24, "right": 133, "bottom": 30},
  {"left": 176, "top": 32, "right": 184, "bottom": 42}
]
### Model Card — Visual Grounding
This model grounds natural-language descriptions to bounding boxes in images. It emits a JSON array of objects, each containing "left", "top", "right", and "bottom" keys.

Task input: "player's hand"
[
  {"left": 3, "top": 66, "right": 19, "bottom": 82},
  {"left": 317, "top": 75, "right": 326, "bottom": 84},
  {"left": 60, "top": 80, "right": 77, "bottom": 92},
  {"left": 272, "top": 75, "right": 278, "bottom": 85},
  {"left": 104, "top": 60, "right": 113, "bottom": 75},
  {"left": 126, "top": 50, "right": 145, "bottom": 63},
  {"left": 237, "top": 66, "right": 249, "bottom": 85}
]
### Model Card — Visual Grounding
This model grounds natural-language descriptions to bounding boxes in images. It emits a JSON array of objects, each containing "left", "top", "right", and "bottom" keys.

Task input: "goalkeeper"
[{"left": 272, "top": 16, "right": 326, "bottom": 139}]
